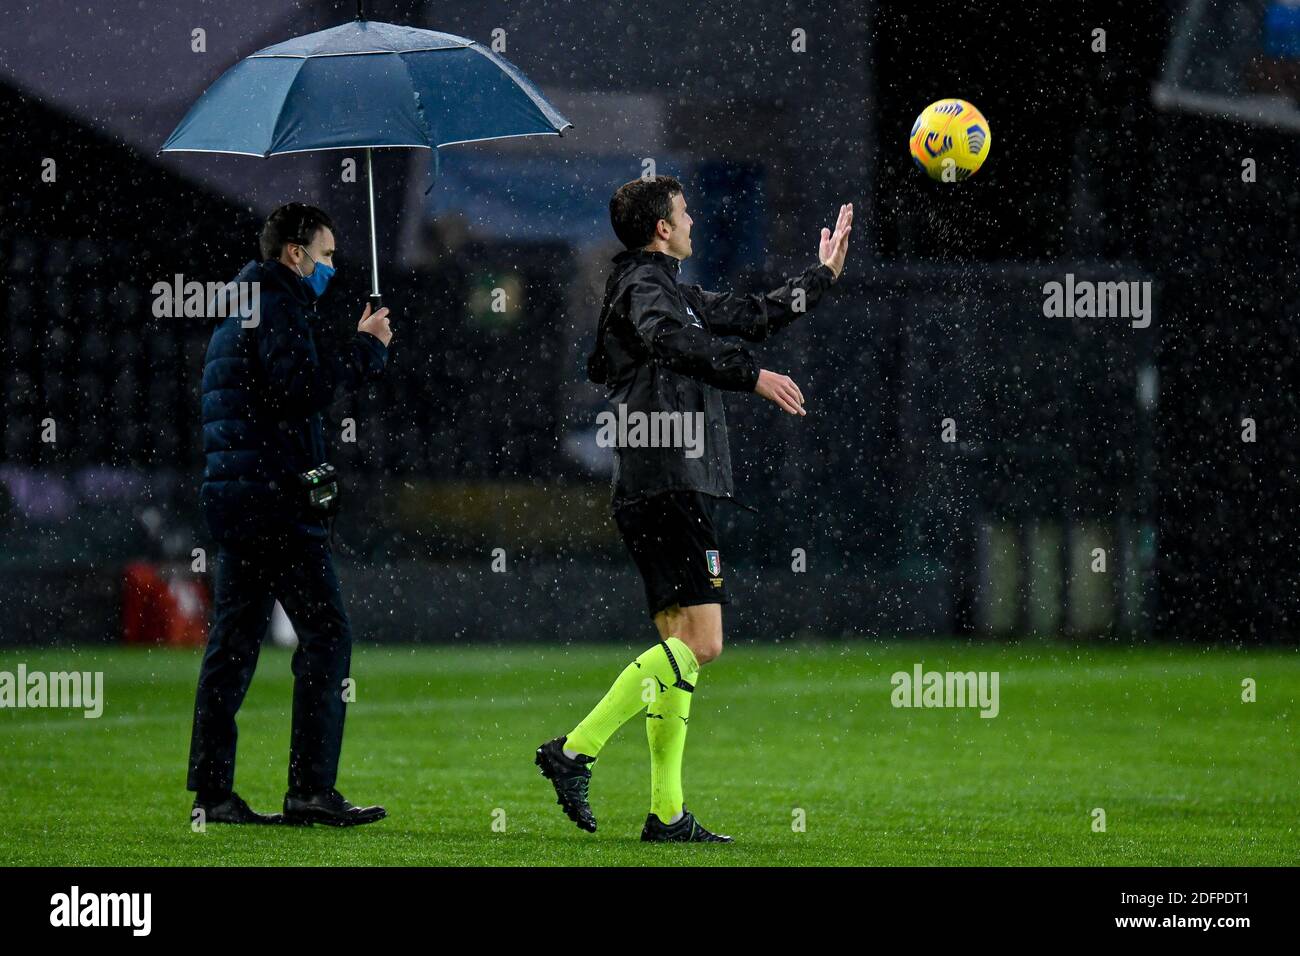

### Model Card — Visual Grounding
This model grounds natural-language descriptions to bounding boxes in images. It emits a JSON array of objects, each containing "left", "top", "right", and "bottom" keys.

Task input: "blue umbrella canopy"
[
  {"left": 161, "top": 19, "right": 571, "bottom": 156},
  {"left": 160, "top": 18, "right": 573, "bottom": 303}
]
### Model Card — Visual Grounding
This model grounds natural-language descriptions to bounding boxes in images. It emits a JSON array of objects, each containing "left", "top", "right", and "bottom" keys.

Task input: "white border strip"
[{"left": 1151, "top": 83, "right": 1300, "bottom": 133}]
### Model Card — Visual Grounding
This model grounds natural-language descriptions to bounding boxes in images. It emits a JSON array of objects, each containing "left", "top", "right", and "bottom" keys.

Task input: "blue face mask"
[{"left": 295, "top": 246, "right": 335, "bottom": 298}]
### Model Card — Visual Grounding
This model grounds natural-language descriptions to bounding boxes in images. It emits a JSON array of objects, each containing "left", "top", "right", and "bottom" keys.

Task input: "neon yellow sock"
[
  {"left": 566, "top": 637, "right": 697, "bottom": 759},
  {"left": 647, "top": 642, "right": 699, "bottom": 822}
]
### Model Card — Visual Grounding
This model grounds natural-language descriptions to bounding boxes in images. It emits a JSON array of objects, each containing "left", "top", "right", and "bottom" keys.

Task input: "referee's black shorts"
[{"left": 614, "top": 490, "right": 730, "bottom": 617}]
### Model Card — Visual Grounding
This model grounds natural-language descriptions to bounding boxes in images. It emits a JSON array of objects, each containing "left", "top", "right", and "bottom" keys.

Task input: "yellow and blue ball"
[{"left": 908, "top": 99, "right": 991, "bottom": 181}]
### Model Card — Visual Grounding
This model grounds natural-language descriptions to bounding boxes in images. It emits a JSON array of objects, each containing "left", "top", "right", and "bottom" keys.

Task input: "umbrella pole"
[{"left": 366, "top": 147, "right": 382, "bottom": 311}]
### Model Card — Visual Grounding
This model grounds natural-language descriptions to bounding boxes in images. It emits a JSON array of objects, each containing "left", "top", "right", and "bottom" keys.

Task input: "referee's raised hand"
[
  {"left": 755, "top": 368, "right": 806, "bottom": 416},
  {"left": 819, "top": 202, "right": 854, "bottom": 280}
]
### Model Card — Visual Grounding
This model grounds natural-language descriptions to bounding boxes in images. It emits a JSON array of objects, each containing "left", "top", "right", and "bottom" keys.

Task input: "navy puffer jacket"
[{"left": 200, "top": 258, "right": 387, "bottom": 542}]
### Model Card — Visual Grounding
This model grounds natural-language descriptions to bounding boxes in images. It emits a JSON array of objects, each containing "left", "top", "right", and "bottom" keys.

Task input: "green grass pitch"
[{"left": 0, "top": 640, "right": 1296, "bottom": 866}]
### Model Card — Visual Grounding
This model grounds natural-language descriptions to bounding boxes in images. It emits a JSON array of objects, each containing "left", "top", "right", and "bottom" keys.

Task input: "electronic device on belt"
[{"left": 296, "top": 462, "right": 341, "bottom": 517}]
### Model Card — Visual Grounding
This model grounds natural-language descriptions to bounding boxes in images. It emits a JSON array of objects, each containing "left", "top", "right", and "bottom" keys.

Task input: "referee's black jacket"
[{"left": 587, "top": 248, "right": 837, "bottom": 510}]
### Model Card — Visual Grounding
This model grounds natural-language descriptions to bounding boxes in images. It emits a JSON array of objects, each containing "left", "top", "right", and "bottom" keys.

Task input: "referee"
[{"left": 536, "top": 177, "right": 852, "bottom": 841}]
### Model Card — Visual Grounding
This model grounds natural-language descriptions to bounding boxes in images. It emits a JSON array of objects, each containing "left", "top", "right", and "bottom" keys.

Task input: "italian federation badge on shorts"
[{"left": 705, "top": 549, "right": 722, "bottom": 587}]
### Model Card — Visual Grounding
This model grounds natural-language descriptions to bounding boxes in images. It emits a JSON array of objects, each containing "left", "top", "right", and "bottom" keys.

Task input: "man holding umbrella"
[
  {"left": 187, "top": 202, "right": 392, "bottom": 826},
  {"left": 162, "top": 13, "right": 570, "bottom": 827}
]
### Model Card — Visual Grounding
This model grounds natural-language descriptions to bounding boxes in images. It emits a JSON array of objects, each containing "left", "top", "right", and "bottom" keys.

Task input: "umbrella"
[{"left": 160, "top": 5, "right": 573, "bottom": 308}]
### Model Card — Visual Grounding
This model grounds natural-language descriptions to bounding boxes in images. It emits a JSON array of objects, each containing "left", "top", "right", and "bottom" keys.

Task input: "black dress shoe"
[
  {"left": 283, "top": 788, "right": 387, "bottom": 827},
  {"left": 191, "top": 791, "right": 284, "bottom": 825}
]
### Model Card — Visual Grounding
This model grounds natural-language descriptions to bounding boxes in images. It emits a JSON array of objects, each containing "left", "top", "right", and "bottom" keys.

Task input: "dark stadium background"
[{"left": 0, "top": 0, "right": 1295, "bottom": 646}]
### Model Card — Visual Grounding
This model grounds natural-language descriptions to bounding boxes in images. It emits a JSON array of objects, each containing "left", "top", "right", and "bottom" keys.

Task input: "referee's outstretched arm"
[
  {"left": 680, "top": 261, "right": 835, "bottom": 342},
  {"left": 686, "top": 202, "right": 855, "bottom": 342}
]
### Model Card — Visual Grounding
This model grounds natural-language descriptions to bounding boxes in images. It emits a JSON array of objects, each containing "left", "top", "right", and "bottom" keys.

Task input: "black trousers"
[{"left": 186, "top": 534, "right": 352, "bottom": 797}]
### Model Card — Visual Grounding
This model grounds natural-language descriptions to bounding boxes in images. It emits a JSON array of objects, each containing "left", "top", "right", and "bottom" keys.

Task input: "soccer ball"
[{"left": 908, "top": 99, "right": 991, "bottom": 181}]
